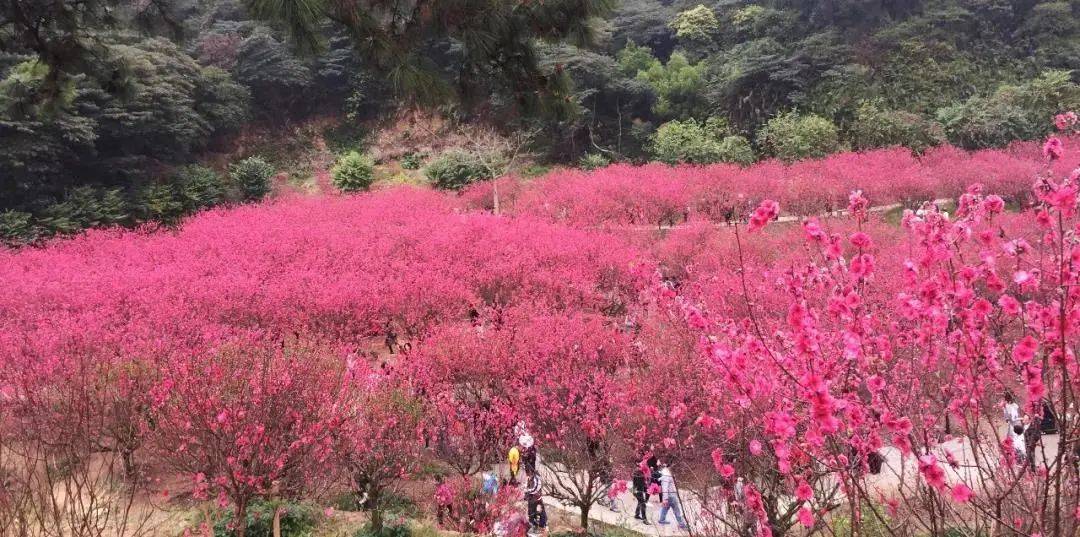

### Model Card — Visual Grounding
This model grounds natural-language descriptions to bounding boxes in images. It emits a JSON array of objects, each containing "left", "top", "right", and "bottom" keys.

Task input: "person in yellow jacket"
[{"left": 508, "top": 445, "right": 521, "bottom": 485}]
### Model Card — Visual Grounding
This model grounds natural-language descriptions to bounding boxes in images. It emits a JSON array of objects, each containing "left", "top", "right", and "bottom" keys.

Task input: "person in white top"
[
  {"left": 658, "top": 466, "right": 688, "bottom": 530},
  {"left": 1003, "top": 391, "right": 1021, "bottom": 427}
]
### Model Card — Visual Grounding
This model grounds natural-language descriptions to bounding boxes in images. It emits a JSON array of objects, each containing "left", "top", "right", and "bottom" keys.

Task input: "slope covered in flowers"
[
  {"left": 3, "top": 122, "right": 1080, "bottom": 537},
  {"left": 463, "top": 137, "right": 1080, "bottom": 226}
]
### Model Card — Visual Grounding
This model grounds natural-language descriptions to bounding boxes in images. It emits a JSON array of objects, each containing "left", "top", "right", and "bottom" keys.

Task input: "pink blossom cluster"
[
  {"left": 3, "top": 116, "right": 1080, "bottom": 536},
  {"left": 475, "top": 137, "right": 1079, "bottom": 226}
]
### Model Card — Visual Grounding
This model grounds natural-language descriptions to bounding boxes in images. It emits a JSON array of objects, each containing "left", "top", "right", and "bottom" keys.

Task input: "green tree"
[
  {"left": 230, "top": 157, "right": 276, "bottom": 201},
  {"left": 670, "top": 5, "right": 720, "bottom": 51},
  {"left": 651, "top": 118, "right": 754, "bottom": 164},
  {"left": 757, "top": 111, "right": 842, "bottom": 161},
  {"left": 636, "top": 52, "right": 706, "bottom": 120},
  {"left": 332, "top": 152, "right": 376, "bottom": 192},
  {"left": 937, "top": 70, "right": 1080, "bottom": 148},
  {"left": 424, "top": 151, "right": 494, "bottom": 190},
  {"left": 848, "top": 102, "right": 945, "bottom": 152}
]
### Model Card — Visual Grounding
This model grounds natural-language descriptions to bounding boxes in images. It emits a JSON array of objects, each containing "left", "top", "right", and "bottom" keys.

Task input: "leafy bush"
[
  {"left": 354, "top": 523, "right": 412, "bottom": 537},
  {"left": 937, "top": 70, "right": 1080, "bottom": 149},
  {"left": 0, "top": 210, "right": 36, "bottom": 246},
  {"left": 400, "top": 152, "right": 425, "bottom": 170},
  {"left": 424, "top": 151, "right": 494, "bottom": 190},
  {"left": 212, "top": 500, "right": 319, "bottom": 537},
  {"left": 651, "top": 118, "right": 755, "bottom": 164},
  {"left": 136, "top": 183, "right": 185, "bottom": 225},
  {"left": 579, "top": 153, "right": 610, "bottom": 170},
  {"left": 827, "top": 504, "right": 891, "bottom": 537},
  {"left": 757, "top": 111, "right": 842, "bottom": 161},
  {"left": 849, "top": 102, "right": 946, "bottom": 153},
  {"left": 332, "top": 151, "right": 376, "bottom": 192},
  {"left": 230, "top": 157, "right": 275, "bottom": 201},
  {"left": 175, "top": 165, "right": 225, "bottom": 212},
  {"left": 521, "top": 164, "right": 553, "bottom": 178}
]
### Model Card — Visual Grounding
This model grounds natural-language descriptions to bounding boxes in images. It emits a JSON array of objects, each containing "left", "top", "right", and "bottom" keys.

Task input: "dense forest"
[{"left": 1, "top": 0, "right": 1079, "bottom": 243}]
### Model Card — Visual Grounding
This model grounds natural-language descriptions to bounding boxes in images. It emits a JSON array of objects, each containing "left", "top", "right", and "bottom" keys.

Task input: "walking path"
[
  {"left": 536, "top": 429, "right": 1064, "bottom": 536},
  {"left": 590, "top": 199, "right": 953, "bottom": 233}
]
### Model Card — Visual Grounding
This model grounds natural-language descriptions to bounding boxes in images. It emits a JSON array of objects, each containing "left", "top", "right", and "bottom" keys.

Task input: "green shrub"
[
  {"left": 849, "top": 102, "right": 946, "bottom": 153},
  {"left": 212, "top": 500, "right": 318, "bottom": 537},
  {"left": 579, "top": 153, "right": 610, "bottom": 170},
  {"left": 651, "top": 118, "right": 755, "bottom": 164},
  {"left": 399, "top": 152, "right": 425, "bottom": 170},
  {"left": 230, "top": 157, "right": 275, "bottom": 201},
  {"left": 937, "top": 70, "right": 1080, "bottom": 149},
  {"left": 522, "top": 164, "right": 553, "bottom": 178},
  {"left": 332, "top": 151, "right": 376, "bottom": 192},
  {"left": 136, "top": 183, "right": 185, "bottom": 225},
  {"left": 424, "top": 150, "right": 494, "bottom": 190},
  {"left": 354, "top": 523, "right": 411, "bottom": 537},
  {"left": 758, "top": 111, "right": 842, "bottom": 161},
  {"left": 827, "top": 503, "right": 891, "bottom": 537},
  {"left": 97, "top": 188, "right": 131, "bottom": 225},
  {"left": 175, "top": 165, "right": 225, "bottom": 211},
  {"left": 0, "top": 210, "right": 37, "bottom": 246}
]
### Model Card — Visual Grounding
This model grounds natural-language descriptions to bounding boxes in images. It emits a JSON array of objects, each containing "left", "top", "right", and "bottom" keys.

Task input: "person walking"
[
  {"left": 632, "top": 466, "right": 650, "bottom": 524},
  {"left": 658, "top": 465, "right": 688, "bottom": 530},
  {"left": 1003, "top": 392, "right": 1021, "bottom": 430},
  {"left": 520, "top": 433, "right": 537, "bottom": 471},
  {"left": 508, "top": 444, "right": 521, "bottom": 485},
  {"left": 524, "top": 466, "right": 547, "bottom": 537}
]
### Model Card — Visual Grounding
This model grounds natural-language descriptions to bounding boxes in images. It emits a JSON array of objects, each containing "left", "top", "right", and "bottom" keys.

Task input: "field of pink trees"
[
  {"left": 3, "top": 118, "right": 1080, "bottom": 537},
  {"left": 459, "top": 137, "right": 1080, "bottom": 227}
]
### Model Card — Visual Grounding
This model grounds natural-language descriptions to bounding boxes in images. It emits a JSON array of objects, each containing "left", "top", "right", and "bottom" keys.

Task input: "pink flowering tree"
[
  {"left": 334, "top": 362, "right": 428, "bottom": 534},
  {"left": 410, "top": 321, "right": 518, "bottom": 477},
  {"left": 149, "top": 339, "right": 345, "bottom": 537},
  {"left": 510, "top": 311, "right": 632, "bottom": 530},
  {"left": 647, "top": 115, "right": 1080, "bottom": 536}
]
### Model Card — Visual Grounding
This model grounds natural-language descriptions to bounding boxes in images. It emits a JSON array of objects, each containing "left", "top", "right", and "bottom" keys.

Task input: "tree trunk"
[
  {"left": 273, "top": 504, "right": 282, "bottom": 537},
  {"left": 369, "top": 488, "right": 383, "bottom": 534},
  {"left": 235, "top": 500, "right": 247, "bottom": 537},
  {"left": 580, "top": 503, "right": 590, "bottom": 531},
  {"left": 121, "top": 448, "right": 136, "bottom": 481}
]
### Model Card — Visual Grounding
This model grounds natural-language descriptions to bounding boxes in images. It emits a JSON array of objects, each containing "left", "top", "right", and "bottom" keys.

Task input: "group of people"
[
  {"left": 507, "top": 425, "right": 546, "bottom": 536},
  {"left": 631, "top": 455, "right": 688, "bottom": 530},
  {"left": 1003, "top": 391, "right": 1057, "bottom": 470}
]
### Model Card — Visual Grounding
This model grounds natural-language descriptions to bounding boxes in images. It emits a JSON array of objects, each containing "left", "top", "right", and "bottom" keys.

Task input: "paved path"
[
  {"left": 535, "top": 429, "right": 1064, "bottom": 536},
  {"left": 588, "top": 199, "right": 953, "bottom": 233}
]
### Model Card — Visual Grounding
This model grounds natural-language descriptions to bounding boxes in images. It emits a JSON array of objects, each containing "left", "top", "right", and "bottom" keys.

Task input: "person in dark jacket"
[{"left": 632, "top": 467, "right": 650, "bottom": 524}]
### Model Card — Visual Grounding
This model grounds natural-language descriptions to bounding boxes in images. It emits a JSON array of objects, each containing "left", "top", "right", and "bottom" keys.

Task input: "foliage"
[
  {"left": 849, "top": 102, "right": 946, "bottom": 153},
  {"left": 424, "top": 151, "right": 495, "bottom": 190},
  {"left": 670, "top": 6, "right": 719, "bottom": 50},
  {"left": 651, "top": 118, "right": 753, "bottom": 165},
  {"left": 758, "top": 111, "right": 842, "bottom": 161},
  {"left": 135, "top": 183, "right": 185, "bottom": 225},
  {"left": 229, "top": 157, "right": 276, "bottom": 201},
  {"left": 211, "top": 500, "right": 320, "bottom": 537},
  {"left": 400, "top": 153, "right": 425, "bottom": 170},
  {"left": 578, "top": 153, "right": 610, "bottom": 170},
  {"left": 332, "top": 151, "right": 376, "bottom": 192},
  {"left": 634, "top": 52, "right": 707, "bottom": 121},
  {"left": 175, "top": 165, "right": 225, "bottom": 212},
  {"left": 937, "top": 70, "right": 1080, "bottom": 149},
  {"left": 353, "top": 522, "right": 412, "bottom": 537},
  {"left": 0, "top": 210, "right": 36, "bottom": 247}
]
